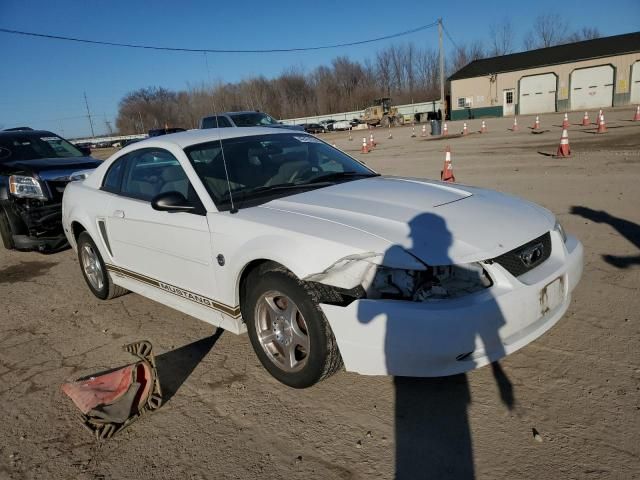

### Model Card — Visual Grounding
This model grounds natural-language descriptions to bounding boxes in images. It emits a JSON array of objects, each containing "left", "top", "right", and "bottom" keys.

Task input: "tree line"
[{"left": 116, "top": 15, "right": 600, "bottom": 134}]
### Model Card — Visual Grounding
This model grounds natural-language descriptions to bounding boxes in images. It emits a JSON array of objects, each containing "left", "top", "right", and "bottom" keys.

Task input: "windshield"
[
  {"left": 230, "top": 112, "right": 279, "bottom": 127},
  {"left": 184, "top": 133, "right": 377, "bottom": 211},
  {"left": 0, "top": 134, "right": 84, "bottom": 162}
]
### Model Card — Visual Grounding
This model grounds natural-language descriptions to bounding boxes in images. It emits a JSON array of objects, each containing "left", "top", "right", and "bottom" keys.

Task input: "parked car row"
[{"left": 297, "top": 118, "right": 364, "bottom": 134}]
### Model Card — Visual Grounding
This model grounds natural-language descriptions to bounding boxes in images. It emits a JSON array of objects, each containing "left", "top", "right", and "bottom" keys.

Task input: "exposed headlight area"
[
  {"left": 9, "top": 175, "right": 46, "bottom": 200},
  {"left": 554, "top": 220, "right": 567, "bottom": 243},
  {"left": 367, "top": 263, "right": 492, "bottom": 302}
]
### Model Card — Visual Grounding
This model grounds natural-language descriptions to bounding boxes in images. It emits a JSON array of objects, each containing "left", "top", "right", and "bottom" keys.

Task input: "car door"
[{"left": 104, "top": 147, "right": 216, "bottom": 299}]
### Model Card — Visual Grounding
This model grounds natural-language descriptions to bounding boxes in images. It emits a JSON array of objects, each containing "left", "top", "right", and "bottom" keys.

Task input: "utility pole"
[
  {"left": 438, "top": 18, "right": 445, "bottom": 117},
  {"left": 83, "top": 92, "right": 95, "bottom": 138}
]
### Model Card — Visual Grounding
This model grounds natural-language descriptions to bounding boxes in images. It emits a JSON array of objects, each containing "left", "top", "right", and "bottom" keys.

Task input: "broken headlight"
[
  {"left": 9, "top": 175, "right": 46, "bottom": 200},
  {"left": 367, "top": 263, "right": 492, "bottom": 302}
]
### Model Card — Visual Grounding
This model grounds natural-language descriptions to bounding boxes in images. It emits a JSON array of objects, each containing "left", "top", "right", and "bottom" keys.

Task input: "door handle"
[{"left": 113, "top": 210, "right": 125, "bottom": 218}]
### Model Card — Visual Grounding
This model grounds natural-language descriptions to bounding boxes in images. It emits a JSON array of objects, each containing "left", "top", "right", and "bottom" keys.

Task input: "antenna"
[{"left": 204, "top": 52, "right": 237, "bottom": 213}]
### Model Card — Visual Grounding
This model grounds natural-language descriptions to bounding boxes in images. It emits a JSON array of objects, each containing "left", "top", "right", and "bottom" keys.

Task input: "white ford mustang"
[{"left": 62, "top": 127, "right": 583, "bottom": 388}]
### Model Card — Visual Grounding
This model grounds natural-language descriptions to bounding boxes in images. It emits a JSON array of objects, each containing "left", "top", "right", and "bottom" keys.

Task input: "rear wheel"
[
  {"left": 243, "top": 265, "right": 342, "bottom": 388},
  {"left": 77, "top": 232, "right": 127, "bottom": 300},
  {"left": 0, "top": 207, "right": 15, "bottom": 250}
]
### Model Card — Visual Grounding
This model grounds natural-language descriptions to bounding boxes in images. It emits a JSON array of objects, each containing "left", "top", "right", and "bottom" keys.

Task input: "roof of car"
[
  {"left": 203, "top": 111, "right": 266, "bottom": 118},
  {"left": 126, "top": 127, "right": 302, "bottom": 149},
  {"left": 0, "top": 129, "right": 55, "bottom": 137}
]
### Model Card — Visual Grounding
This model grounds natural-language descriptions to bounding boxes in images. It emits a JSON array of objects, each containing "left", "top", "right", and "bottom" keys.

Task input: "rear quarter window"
[{"left": 102, "top": 157, "right": 126, "bottom": 193}]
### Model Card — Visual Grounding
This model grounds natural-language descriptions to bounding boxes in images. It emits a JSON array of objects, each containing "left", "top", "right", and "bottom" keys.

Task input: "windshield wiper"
[
  {"left": 304, "top": 171, "right": 379, "bottom": 184},
  {"left": 219, "top": 182, "right": 326, "bottom": 203}
]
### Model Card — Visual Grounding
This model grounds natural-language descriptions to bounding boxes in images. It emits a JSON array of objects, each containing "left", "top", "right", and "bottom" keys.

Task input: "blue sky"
[{"left": 1, "top": 0, "right": 638, "bottom": 138}]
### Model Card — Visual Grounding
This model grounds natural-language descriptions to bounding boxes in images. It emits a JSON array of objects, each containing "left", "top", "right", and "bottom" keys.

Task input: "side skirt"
[{"left": 106, "top": 264, "right": 246, "bottom": 335}]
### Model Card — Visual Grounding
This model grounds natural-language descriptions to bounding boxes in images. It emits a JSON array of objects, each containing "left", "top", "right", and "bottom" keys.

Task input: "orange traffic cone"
[
  {"left": 388, "top": 125, "right": 392, "bottom": 139},
  {"left": 421, "top": 124, "right": 427, "bottom": 137},
  {"left": 462, "top": 122, "right": 468, "bottom": 135},
  {"left": 441, "top": 146, "right": 455, "bottom": 183},
  {"left": 582, "top": 111, "right": 590, "bottom": 126},
  {"left": 555, "top": 129, "right": 571, "bottom": 157},
  {"left": 512, "top": 117, "right": 519, "bottom": 131},
  {"left": 596, "top": 109, "right": 602, "bottom": 125},
  {"left": 533, "top": 116, "right": 540, "bottom": 130},
  {"left": 442, "top": 122, "right": 448, "bottom": 136},
  {"left": 480, "top": 120, "right": 487, "bottom": 133},
  {"left": 633, "top": 105, "right": 640, "bottom": 121},
  {"left": 369, "top": 132, "right": 377, "bottom": 148},
  {"left": 596, "top": 113, "right": 607, "bottom": 133},
  {"left": 562, "top": 113, "right": 570, "bottom": 129},
  {"left": 411, "top": 124, "right": 416, "bottom": 137},
  {"left": 361, "top": 137, "right": 369, "bottom": 154}
]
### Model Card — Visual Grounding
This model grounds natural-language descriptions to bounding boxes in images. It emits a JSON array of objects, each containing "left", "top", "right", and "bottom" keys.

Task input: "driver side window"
[{"left": 120, "top": 149, "right": 192, "bottom": 202}]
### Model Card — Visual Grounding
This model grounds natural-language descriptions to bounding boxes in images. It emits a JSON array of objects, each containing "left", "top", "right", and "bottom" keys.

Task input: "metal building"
[{"left": 448, "top": 32, "right": 640, "bottom": 120}]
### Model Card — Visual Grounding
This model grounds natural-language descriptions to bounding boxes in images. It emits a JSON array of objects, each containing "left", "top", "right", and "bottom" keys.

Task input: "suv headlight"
[
  {"left": 554, "top": 220, "right": 567, "bottom": 243},
  {"left": 9, "top": 175, "right": 46, "bottom": 200},
  {"left": 367, "top": 263, "right": 492, "bottom": 302}
]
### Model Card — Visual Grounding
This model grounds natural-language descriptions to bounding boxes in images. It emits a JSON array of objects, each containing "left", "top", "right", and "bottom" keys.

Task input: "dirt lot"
[{"left": 1, "top": 108, "right": 639, "bottom": 480}]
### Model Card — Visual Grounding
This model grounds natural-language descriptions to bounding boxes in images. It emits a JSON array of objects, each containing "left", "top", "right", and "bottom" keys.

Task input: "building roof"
[{"left": 448, "top": 31, "right": 640, "bottom": 81}]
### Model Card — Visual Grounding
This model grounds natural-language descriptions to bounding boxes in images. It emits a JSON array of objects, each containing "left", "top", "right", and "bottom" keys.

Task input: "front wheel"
[
  {"left": 77, "top": 232, "right": 128, "bottom": 300},
  {"left": 243, "top": 265, "right": 342, "bottom": 388}
]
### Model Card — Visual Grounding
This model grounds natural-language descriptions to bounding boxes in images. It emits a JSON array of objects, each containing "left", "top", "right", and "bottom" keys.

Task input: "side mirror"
[
  {"left": 151, "top": 191, "right": 196, "bottom": 213},
  {"left": 79, "top": 146, "right": 92, "bottom": 156}
]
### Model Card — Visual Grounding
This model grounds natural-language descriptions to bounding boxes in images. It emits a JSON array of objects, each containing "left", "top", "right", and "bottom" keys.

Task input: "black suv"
[{"left": 0, "top": 130, "right": 101, "bottom": 252}]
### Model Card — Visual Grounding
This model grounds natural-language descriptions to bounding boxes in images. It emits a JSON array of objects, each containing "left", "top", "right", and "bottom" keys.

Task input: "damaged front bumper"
[
  {"left": 3, "top": 199, "right": 68, "bottom": 252},
  {"left": 319, "top": 233, "right": 583, "bottom": 377}
]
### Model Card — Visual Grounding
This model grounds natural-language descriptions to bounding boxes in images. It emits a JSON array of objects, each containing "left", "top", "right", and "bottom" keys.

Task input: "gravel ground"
[{"left": 1, "top": 107, "right": 639, "bottom": 480}]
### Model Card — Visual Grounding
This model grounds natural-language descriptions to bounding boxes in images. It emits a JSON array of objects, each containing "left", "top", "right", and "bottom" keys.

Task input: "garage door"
[
  {"left": 631, "top": 62, "right": 640, "bottom": 104},
  {"left": 519, "top": 73, "right": 557, "bottom": 114},
  {"left": 570, "top": 65, "right": 614, "bottom": 110}
]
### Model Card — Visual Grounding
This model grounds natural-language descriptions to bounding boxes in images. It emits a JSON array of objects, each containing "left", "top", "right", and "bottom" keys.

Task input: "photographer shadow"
[{"left": 357, "top": 213, "right": 515, "bottom": 479}]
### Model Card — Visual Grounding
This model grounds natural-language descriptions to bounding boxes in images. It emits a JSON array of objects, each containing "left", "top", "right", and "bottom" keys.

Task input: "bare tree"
[
  {"left": 115, "top": 40, "right": 475, "bottom": 132},
  {"left": 450, "top": 43, "right": 485, "bottom": 75},
  {"left": 523, "top": 14, "right": 569, "bottom": 50},
  {"left": 489, "top": 18, "right": 515, "bottom": 56},
  {"left": 566, "top": 27, "right": 601, "bottom": 43}
]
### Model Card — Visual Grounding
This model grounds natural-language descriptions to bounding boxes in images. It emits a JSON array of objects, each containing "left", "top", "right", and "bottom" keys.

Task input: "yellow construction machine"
[{"left": 361, "top": 97, "right": 405, "bottom": 127}]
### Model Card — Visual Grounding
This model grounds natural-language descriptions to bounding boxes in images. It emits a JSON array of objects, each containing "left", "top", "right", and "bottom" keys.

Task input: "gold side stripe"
[{"left": 106, "top": 264, "right": 241, "bottom": 318}]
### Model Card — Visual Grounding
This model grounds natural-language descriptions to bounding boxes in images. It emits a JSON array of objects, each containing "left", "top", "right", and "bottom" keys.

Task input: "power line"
[
  {"left": 442, "top": 23, "right": 460, "bottom": 51},
  {"left": 0, "top": 22, "right": 439, "bottom": 54}
]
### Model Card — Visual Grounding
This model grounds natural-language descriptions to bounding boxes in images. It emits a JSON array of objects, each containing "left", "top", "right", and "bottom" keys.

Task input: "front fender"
[{"left": 210, "top": 216, "right": 426, "bottom": 307}]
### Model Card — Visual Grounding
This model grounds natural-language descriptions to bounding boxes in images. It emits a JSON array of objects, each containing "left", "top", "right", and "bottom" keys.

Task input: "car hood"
[
  {"left": 2, "top": 156, "right": 101, "bottom": 174},
  {"left": 259, "top": 176, "right": 555, "bottom": 265}
]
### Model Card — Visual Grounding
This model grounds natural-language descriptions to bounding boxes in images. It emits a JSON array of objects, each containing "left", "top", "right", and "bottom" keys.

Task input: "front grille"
[
  {"left": 490, "top": 232, "right": 551, "bottom": 277},
  {"left": 45, "top": 180, "right": 69, "bottom": 202}
]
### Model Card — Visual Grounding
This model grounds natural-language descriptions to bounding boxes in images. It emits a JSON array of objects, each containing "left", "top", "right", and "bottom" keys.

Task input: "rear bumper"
[{"left": 320, "top": 232, "right": 583, "bottom": 377}]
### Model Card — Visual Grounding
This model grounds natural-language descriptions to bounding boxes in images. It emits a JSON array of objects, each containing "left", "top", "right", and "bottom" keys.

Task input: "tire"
[
  {"left": 243, "top": 264, "right": 342, "bottom": 388},
  {"left": 381, "top": 116, "right": 391, "bottom": 128},
  {"left": 77, "top": 232, "right": 128, "bottom": 300},
  {"left": 0, "top": 207, "right": 14, "bottom": 250}
]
